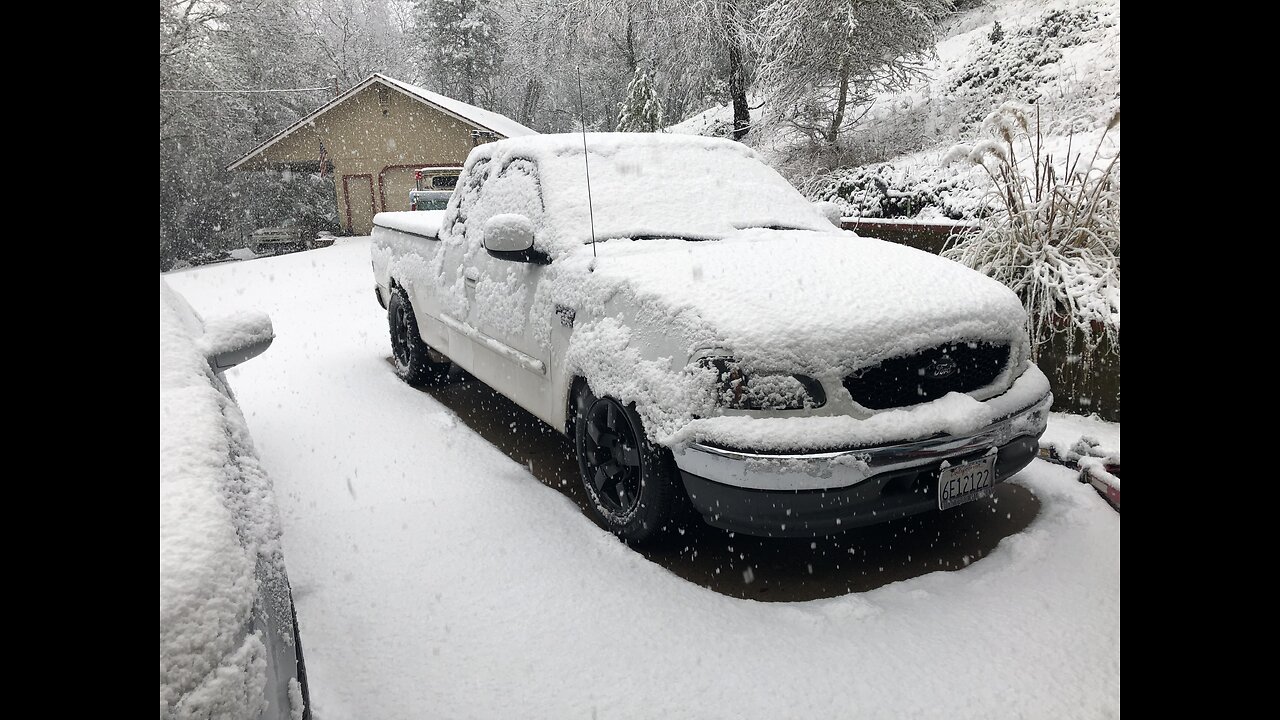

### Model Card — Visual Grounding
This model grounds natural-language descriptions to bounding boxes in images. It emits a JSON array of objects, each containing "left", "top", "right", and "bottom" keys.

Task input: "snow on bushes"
[
  {"left": 948, "top": 7, "right": 1113, "bottom": 124},
  {"left": 808, "top": 163, "right": 983, "bottom": 220},
  {"left": 941, "top": 102, "right": 1120, "bottom": 364}
]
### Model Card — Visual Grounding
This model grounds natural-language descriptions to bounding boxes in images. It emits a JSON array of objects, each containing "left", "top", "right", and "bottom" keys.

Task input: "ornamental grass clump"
[{"left": 942, "top": 101, "right": 1120, "bottom": 363}]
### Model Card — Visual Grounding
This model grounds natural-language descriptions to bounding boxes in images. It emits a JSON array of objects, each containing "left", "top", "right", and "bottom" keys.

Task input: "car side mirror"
[
  {"left": 814, "top": 201, "right": 845, "bottom": 228},
  {"left": 483, "top": 214, "right": 550, "bottom": 265},
  {"left": 198, "top": 312, "right": 274, "bottom": 372}
]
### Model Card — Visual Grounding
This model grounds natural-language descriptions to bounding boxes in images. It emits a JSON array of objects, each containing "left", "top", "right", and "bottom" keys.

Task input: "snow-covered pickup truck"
[{"left": 371, "top": 133, "right": 1051, "bottom": 543}]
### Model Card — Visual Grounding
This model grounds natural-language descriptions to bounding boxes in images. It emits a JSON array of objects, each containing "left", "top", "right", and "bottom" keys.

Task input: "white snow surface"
[
  {"left": 376, "top": 74, "right": 537, "bottom": 139},
  {"left": 1079, "top": 456, "right": 1120, "bottom": 490},
  {"left": 1042, "top": 411, "right": 1120, "bottom": 466},
  {"left": 574, "top": 231, "right": 1028, "bottom": 370},
  {"left": 166, "top": 240, "right": 1120, "bottom": 719},
  {"left": 843, "top": 216, "right": 979, "bottom": 228},
  {"left": 373, "top": 209, "right": 445, "bottom": 238}
]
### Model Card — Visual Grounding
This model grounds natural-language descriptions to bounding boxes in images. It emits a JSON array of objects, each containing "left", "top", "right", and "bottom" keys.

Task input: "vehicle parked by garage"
[
  {"left": 409, "top": 189, "right": 453, "bottom": 212},
  {"left": 248, "top": 221, "right": 336, "bottom": 257},
  {"left": 370, "top": 133, "right": 1050, "bottom": 543},
  {"left": 160, "top": 280, "right": 310, "bottom": 719},
  {"left": 409, "top": 166, "right": 462, "bottom": 211}
]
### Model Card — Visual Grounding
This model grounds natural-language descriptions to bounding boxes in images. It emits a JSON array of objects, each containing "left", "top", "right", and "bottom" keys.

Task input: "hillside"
[{"left": 670, "top": 0, "right": 1121, "bottom": 220}]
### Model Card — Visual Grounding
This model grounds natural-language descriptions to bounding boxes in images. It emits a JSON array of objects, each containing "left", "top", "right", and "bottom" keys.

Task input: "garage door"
[
  {"left": 379, "top": 166, "right": 418, "bottom": 213},
  {"left": 343, "top": 175, "right": 376, "bottom": 235}
]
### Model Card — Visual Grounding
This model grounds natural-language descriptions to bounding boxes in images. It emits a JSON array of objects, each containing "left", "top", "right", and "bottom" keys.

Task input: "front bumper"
[{"left": 673, "top": 392, "right": 1051, "bottom": 537}]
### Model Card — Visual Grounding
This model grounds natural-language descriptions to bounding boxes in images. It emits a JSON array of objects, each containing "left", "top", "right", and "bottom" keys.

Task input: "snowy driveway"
[{"left": 167, "top": 240, "right": 1120, "bottom": 719}]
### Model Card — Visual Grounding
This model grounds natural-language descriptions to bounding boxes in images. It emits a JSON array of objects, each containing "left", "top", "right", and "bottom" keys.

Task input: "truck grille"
[{"left": 843, "top": 342, "right": 1010, "bottom": 410}]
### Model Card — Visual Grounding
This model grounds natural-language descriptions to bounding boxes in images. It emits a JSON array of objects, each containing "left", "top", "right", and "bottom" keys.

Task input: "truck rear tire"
[{"left": 388, "top": 286, "right": 451, "bottom": 385}]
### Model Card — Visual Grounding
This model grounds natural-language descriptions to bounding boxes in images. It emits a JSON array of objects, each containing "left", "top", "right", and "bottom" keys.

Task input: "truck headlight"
[{"left": 696, "top": 356, "right": 825, "bottom": 410}]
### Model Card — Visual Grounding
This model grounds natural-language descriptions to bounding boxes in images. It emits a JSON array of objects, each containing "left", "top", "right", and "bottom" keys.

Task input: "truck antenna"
[{"left": 576, "top": 66, "right": 597, "bottom": 258}]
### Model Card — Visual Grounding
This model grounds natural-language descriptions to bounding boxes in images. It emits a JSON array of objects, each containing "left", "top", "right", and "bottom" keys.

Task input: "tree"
[
  {"left": 415, "top": 0, "right": 502, "bottom": 105},
  {"left": 294, "top": 0, "right": 417, "bottom": 90},
  {"left": 753, "top": 0, "right": 950, "bottom": 144},
  {"left": 617, "top": 67, "right": 663, "bottom": 131},
  {"left": 722, "top": 0, "right": 752, "bottom": 139},
  {"left": 497, "top": 0, "right": 760, "bottom": 139},
  {"left": 650, "top": 0, "right": 757, "bottom": 139}
]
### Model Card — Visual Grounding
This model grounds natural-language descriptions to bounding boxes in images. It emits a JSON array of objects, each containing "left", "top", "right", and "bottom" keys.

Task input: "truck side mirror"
[
  {"left": 198, "top": 312, "right": 274, "bottom": 372},
  {"left": 483, "top": 214, "right": 550, "bottom": 264},
  {"left": 814, "top": 201, "right": 845, "bottom": 228}
]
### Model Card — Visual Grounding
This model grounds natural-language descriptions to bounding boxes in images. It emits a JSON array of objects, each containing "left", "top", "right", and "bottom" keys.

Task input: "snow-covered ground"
[
  {"left": 165, "top": 240, "right": 1119, "bottom": 719},
  {"left": 1040, "top": 411, "right": 1120, "bottom": 504},
  {"left": 1042, "top": 412, "right": 1120, "bottom": 466}
]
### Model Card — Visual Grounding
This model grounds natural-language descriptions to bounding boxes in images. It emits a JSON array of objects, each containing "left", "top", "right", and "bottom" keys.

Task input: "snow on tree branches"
[
  {"left": 415, "top": 0, "right": 501, "bottom": 106},
  {"left": 753, "top": 0, "right": 949, "bottom": 144},
  {"left": 617, "top": 68, "right": 663, "bottom": 132}
]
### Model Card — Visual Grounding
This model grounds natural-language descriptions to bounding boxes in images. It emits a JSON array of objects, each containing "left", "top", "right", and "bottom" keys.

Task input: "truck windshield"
[{"left": 535, "top": 138, "right": 831, "bottom": 245}]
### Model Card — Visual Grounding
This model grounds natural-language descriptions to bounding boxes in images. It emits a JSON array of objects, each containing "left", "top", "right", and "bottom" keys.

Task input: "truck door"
[{"left": 460, "top": 157, "right": 553, "bottom": 418}]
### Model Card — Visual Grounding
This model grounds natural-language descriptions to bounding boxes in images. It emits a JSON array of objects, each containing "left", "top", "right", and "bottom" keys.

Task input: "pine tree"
[
  {"left": 616, "top": 67, "right": 663, "bottom": 132},
  {"left": 989, "top": 21, "right": 1004, "bottom": 44},
  {"left": 415, "top": 0, "right": 501, "bottom": 106}
]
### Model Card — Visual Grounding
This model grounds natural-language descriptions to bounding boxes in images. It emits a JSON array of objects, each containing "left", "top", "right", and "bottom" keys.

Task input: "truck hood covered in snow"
[{"left": 575, "top": 229, "right": 1029, "bottom": 373}]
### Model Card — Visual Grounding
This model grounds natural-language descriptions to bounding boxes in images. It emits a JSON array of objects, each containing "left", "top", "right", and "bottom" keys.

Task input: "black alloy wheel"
[
  {"left": 582, "top": 398, "right": 645, "bottom": 516},
  {"left": 573, "top": 385, "right": 688, "bottom": 544},
  {"left": 387, "top": 286, "right": 450, "bottom": 385}
]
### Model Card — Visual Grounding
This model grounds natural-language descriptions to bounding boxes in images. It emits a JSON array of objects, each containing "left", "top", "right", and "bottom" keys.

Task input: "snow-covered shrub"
[
  {"left": 942, "top": 102, "right": 1120, "bottom": 362},
  {"left": 988, "top": 21, "right": 1003, "bottom": 44},
  {"left": 947, "top": 8, "right": 1113, "bottom": 127},
  {"left": 805, "top": 163, "right": 982, "bottom": 220}
]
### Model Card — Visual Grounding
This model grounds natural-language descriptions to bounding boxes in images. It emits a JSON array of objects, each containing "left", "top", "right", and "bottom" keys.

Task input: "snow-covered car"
[
  {"left": 160, "top": 280, "right": 310, "bottom": 719},
  {"left": 370, "top": 133, "right": 1051, "bottom": 543}
]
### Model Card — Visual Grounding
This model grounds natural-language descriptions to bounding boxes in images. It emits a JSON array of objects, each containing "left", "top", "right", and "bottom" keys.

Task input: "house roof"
[
  {"left": 227, "top": 73, "right": 537, "bottom": 171},
  {"left": 375, "top": 75, "right": 536, "bottom": 140}
]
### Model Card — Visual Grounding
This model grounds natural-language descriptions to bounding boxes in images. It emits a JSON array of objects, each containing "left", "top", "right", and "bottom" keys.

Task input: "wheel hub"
[{"left": 583, "top": 399, "right": 643, "bottom": 515}]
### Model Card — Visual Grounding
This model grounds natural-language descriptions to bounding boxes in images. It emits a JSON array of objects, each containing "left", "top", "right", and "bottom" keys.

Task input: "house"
[{"left": 228, "top": 73, "right": 536, "bottom": 235}]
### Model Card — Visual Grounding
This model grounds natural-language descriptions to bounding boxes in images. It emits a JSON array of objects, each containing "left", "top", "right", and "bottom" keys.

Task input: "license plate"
[{"left": 937, "top": 453, "right": 997, "bottom": 510}]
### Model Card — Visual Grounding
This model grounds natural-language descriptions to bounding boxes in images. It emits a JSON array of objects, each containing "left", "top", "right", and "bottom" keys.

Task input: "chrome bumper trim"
[{"left": 673, "top": 392, "right": 1052, "bottom": 491}]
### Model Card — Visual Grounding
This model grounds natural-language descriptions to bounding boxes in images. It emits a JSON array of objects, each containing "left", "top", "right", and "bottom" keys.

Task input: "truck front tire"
[{"left": 573, "top": 384, "right": 685, "bottom": 544}]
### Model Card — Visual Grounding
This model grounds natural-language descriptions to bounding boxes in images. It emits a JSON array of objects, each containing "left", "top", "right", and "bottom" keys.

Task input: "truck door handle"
[{"left": 464, "top": 268, "right": 479, "bottom": 285}]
